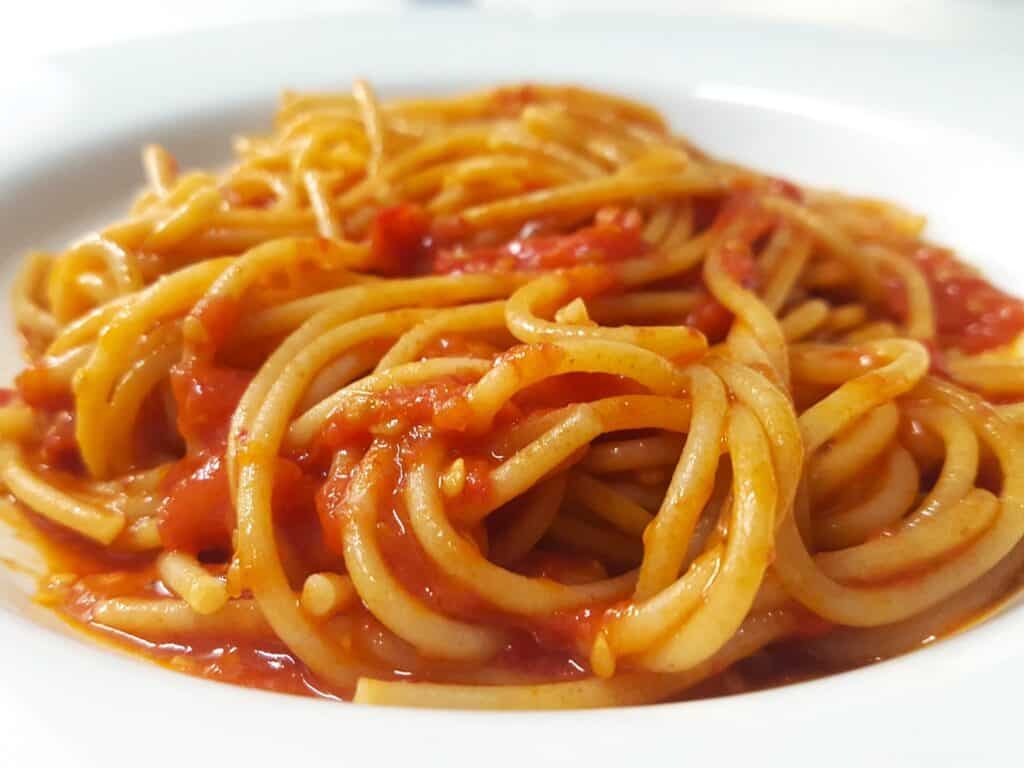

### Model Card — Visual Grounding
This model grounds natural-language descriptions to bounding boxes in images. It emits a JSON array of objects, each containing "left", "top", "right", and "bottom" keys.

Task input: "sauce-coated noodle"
[{"left": 4, "top": 82, "right": 1024, "bottom": 709}]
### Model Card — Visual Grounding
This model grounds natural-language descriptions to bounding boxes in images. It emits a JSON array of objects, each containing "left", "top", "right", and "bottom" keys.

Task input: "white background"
[{"left": 1, "top": 0, "right": 1023, "bottom": 63}]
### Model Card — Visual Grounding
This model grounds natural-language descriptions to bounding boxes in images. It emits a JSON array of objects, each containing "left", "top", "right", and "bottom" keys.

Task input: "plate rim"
[{"left": 1, "top": 10, "right": 1022, "bottom": 766}]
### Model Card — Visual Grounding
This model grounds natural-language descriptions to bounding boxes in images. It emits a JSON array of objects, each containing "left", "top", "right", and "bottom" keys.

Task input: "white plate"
[{"left": 1, "top": 10, "right": 1022, "bottom": 767}]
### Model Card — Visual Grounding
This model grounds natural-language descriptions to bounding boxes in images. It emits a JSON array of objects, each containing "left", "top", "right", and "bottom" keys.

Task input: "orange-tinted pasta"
[{"left": 3, "top": 82, "right": 1024, "bottom": 709}]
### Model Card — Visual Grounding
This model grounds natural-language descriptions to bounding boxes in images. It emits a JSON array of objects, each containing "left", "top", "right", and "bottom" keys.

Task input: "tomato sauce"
[
  {"left": 54, "top": 563, "right": 337, "bottom": 699},
  {"left": 159, "top": 639, "right": 334, "bottom": 698},
  {"left": 368, "top": 204, "right": 433, "bottom": 276},
  {"left": 191, "top": 295, "right": 242, "bottom": 352},
  {"left": 512, "top": 372, "right": 643, "bottom": 413},
  {"left": 492, "top": 84, "right": 540, "bottom": 116},
  {"left": 157, "top": 452, "right": 234, "bottom": 552},
  {"left": 885, "top": 246, "right": 1024, "bottom": 353},
  {"left": 377, "top": 503, "right": 493, "bottom": 619},
  {"left": 433, "top": 221, "right": 646, "bottom": 275},
  {"left": 315, "top": 375, "right": 476, "bottom": 451},
  {"left": 314, "top": 448, "right": 362, "bottom": 557},
  {"left": 169, "top": 360, "right": 252, "bottom": 449},
  {"left": 683, "top": 195, "right": 765, "bottom": 342},
  {"left": 37, "top": 410, "right": 82, "bottom": 471},
  {"left": 157, "top": 334, "right": 321, "bottom": 554},
  {"left": 15, "top": 365, "right": 74, "bottom": 412},
  {"left": 157, "top": 451, "right": 315, "bottom": 554},
  {"left": 222, "top": 188, "right": 276, "bottom": 211},
  {"left": 418, "top": 334, "right": 503, "bottom": 361},
  {"left": 366, "top": 204, "right": 647, "bottom": 278}
]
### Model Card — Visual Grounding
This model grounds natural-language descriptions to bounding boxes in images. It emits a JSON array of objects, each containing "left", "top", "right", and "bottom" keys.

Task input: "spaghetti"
[{"left": 3, "top": 82, "right": 1024, "bottom": 709}]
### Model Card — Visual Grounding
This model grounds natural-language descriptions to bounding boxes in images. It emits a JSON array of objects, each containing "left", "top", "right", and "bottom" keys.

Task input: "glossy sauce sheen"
[
  {"left": 23, "top": 518, "right": 855, "bottom": 701},
  {"left": 886, "top": 246, "right": 1024, "bottom": 353}
]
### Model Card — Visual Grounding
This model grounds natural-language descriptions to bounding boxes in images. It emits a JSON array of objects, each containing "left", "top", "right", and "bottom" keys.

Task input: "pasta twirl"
[{"left": 3, "top": 82, "right": 1024, "bottom": 709}]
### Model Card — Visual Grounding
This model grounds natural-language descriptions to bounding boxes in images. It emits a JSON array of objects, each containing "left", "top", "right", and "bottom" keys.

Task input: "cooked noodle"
[{"left": 3, "top": 82, "right": 1024, "bottom": 708}]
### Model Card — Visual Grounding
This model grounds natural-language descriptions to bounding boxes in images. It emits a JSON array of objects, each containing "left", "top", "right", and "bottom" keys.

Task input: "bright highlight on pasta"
[{"left": 3, "top": 82, "right": 1024, "bottom": 709}]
